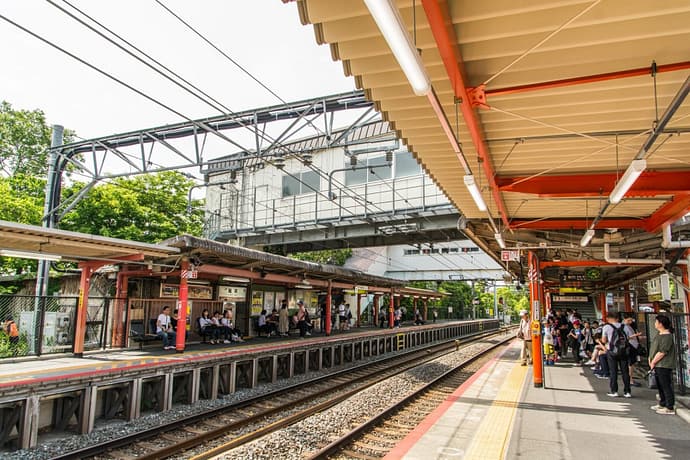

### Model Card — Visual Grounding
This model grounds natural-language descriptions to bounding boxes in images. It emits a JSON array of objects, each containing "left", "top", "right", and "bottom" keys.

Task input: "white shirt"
[
  {"left": 199, "top": 317, "right": 213, "bottom": 329},
  {"left": 602, "top": 322, "right": 623, "bottom": 345},
  {"left": 157, "top": 313, "right": 170, "bottom": 333},
  {"left": 623, "top": 323, "right": 639, "bottom": 348},
  {"left": 338, "top": 304, "right": 346, "bottom": 316},
  {"left": 258, "top": 314, "right": 267, "bottom": 327}
]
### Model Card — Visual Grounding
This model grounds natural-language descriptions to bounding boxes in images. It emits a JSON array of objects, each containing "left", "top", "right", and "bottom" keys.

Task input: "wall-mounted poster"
[
  {"left": 160, "top": 283, "right": 213, "bottom": 300},
  {"left": 251, "top": 291, "right": 264, "bottom": 316},
  {"left": 263, "top": 291, "right": 275, "bottom": 312}
]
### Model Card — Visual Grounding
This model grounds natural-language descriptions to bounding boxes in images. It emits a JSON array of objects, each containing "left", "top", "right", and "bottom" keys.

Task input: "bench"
[{"left": 130, "top": 319, "right": 160, "bottom": 350}]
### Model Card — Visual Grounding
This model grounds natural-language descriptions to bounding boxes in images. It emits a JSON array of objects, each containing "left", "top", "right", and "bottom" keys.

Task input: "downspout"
[
  {"left": 603, "top": 243, "right": 688, "bottom": 265},
  {"left": 661, "top": 224, "right": 690, "bottom": 248}
]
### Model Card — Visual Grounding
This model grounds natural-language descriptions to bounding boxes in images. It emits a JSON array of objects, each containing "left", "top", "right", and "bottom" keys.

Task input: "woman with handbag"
[{"left": 649, "top": 315, "right": 676, "bottom": 415}]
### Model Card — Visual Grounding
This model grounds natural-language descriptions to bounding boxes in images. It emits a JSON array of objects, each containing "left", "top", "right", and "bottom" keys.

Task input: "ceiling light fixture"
[
  {"left": 0, "top": 249, "right": 62, "bottom": 262},
  {"left": 220, "top": 276, "right": 250, "bottom": 284},
  {"left": 464, "top": 175, "right": 488, "bottom": 212},
  {"left": 363, "top": 0, "right": 431, "bottom": 96},
  {"left": 609, "top": 159, "right": 646, "bottom": 204},
  {"left": 580, "top": 229, "right": 595, "bottom": 247},
  {"left": 494, "top": 233, "right": 506, "bottom": 249}
]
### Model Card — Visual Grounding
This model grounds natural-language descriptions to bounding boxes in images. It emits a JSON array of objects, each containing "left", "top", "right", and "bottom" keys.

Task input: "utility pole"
[{"left": 33, "top": 125, "right": 63, "bottom": 354}]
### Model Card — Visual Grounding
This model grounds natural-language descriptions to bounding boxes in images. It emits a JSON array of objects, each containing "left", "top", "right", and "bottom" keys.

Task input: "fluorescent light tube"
[
  {"left": 609, "top": 159, "right": 646, "bottom": 204},
  {"left": 363, "top": 0, "right": 431, "bottom": 96},
  {"left": 580, "top": 229, "right": 595, "bottom": 247},
  {"left": 494, "top": 233, "right": 506, "bottom": 249},
  {"left": 221, "top": 276, "right": 250, "bottom": 283},
  {"left": 464, "top": 175, "right": 488, "bottom": 212},
  {"left": 0, "top": 249, "right": 61, "bottom": 261}
]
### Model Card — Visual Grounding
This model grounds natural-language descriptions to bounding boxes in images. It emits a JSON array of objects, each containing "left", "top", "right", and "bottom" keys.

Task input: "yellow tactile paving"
[{"left": 463, "top": 358, "right": 528, "bottom": 460}]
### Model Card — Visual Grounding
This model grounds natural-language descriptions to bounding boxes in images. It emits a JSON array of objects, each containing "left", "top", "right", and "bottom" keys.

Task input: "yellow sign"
[{"left": 559, "top": 287, "right": 586, "bottom": 294}]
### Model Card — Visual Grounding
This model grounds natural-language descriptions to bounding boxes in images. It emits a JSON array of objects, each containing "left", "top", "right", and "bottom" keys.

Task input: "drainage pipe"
[
  {"left": 603, "top": 243, "right": 688, "bottom": 265},
  {"left": 661, "top": 224, "right": 690, "bottom": 249}
]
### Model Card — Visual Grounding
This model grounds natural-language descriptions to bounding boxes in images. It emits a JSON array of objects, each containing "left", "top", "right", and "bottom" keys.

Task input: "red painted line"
[{"left": 384, "top": 341, "right": 517, "bottom": 460}]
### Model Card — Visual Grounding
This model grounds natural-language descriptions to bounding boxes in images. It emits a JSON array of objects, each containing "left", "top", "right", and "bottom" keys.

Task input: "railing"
[
  {"left": 207, "top": 174, "right": 451, "bottom": 237},
  {"left": 0, "top": 295, "right": 118, "bottom": 358}
]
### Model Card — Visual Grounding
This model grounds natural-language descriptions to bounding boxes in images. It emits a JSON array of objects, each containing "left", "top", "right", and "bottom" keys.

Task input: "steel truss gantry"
[{"left": 44, "top": 90, "right": 374, "bottom": 226}]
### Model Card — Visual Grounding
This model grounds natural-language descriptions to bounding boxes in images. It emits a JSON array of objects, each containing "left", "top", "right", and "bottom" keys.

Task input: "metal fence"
[
  {"left": 0, "top": 295, "right": 120, "bottom": 359},
  {"left": 639, "top": 312, "right": 690, "bottom": 394}
]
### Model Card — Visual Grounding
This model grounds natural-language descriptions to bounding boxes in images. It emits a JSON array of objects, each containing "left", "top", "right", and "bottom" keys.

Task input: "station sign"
[{"left": 501, "top": 250, "right": 519, "bottom": 261}]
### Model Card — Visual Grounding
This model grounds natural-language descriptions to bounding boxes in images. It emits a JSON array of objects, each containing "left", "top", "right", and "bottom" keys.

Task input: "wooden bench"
[{"left": 129, "top": 319, "right": 160, "bottom": 350}]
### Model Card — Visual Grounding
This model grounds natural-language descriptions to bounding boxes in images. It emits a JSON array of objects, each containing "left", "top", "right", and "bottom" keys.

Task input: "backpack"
[{"left": 608, "top": 325, "right": 629, "bottom": 360}]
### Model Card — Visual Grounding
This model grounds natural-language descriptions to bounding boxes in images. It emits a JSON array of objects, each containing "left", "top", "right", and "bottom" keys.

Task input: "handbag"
[{"left": 647, "top": 370, "right": 657, "bottom": 389}]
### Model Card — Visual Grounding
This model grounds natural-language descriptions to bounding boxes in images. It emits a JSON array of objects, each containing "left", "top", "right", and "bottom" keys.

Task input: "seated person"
[
  {"left": 258, "top": 310, "right": 277, "bottom": 337},
  {"left": 199, "top": 309, "right": 220, "bottom": 344},
  {"left": 222, "top": 309, "right": 244, "bottom": 342},
  {"left": 156, "top": 305, "right": 176, "bottom": 350},
  {"left": 170, "top": 309, "right": 189, "bottom": 340}
]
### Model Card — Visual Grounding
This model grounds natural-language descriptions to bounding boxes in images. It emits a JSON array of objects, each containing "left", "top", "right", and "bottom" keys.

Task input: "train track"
[
  {"left": 308, "top": 335, "right": 512, "bottom": 459},
  {"left": 53, "top": 327, "right": 511, "bottom": 460}
]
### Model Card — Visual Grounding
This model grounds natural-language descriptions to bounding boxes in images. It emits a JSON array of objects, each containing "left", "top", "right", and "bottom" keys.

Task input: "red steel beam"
[
  {"left": 422, "top": 0, "right": 510, "bottom": 228},
  {"left": 511, "top": 218, "right": 644, "bottom": 230},
  {"left": 540, "top": 260, "right": 647, "bottom": 269},
  {"left": 497, "top": 171, "right": 690, "bottom": 198},
  {"left": 486, "top": 61, "right": 690, "bottom": 97},
  {"left": 644, "top": 194, "right": 690, "bottom": 233}
]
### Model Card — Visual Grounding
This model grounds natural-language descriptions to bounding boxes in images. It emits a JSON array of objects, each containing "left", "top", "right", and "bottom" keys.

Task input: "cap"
[
  {"left": 297, "top": 300, "right": 304, "bottom": 305},
  {"left": 519, "top": 310, "right": 528, "bottom": 316},
  {"left": 572, "top": 319, "right": 581, "bottom": 325}
]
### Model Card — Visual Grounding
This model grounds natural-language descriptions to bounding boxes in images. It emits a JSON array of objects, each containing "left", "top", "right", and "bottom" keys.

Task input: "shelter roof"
[{"left": 0, "top": 220, "right": 179, "bottom": 261}]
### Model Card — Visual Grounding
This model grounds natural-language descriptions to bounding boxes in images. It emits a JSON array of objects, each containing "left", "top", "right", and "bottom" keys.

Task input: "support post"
[
  {"left": 624, "top": 284, "right": 632, "bottom": 312},
  {"left": 325, "top": 280, "right": 332, "bottom": 336},
  {"left": 389, "top": 289, "right": 395, "bottom": 329},
  {"left": 528, "top": 251, "right": 544, "bottom": 388},
  {"left": 599, "top": 291, "right": 607, "bottom": 319},
  {"left": 356, "top": 291, "right": 361, "bottom": 328},
  {"left": 423, "top": 298, "right": 428, "bottom": 321},
  {"left": 176, "top": 258, "right": 189, "bottom": 352},
  {"left": 74, "top": 263, "right": 96, "bottom": 357},
  {"left": 683, "top": 251, "right": 690, "bottom": 352},
  {"left": 111, "top": 272, "right": 129, "bottom": 348},
  {"left": 373, "top": 295, "right": 379, "bottom": 326}
]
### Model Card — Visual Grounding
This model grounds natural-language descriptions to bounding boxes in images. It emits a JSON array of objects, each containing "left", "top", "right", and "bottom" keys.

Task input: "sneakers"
[
  {"left": 650, "top": 404, "right": 663, "bottom": 410},
  {"left": 623, "top": 393, "right": 632, "bottom": 398},
  {"left": 164, "top": 346, "right": 175, "bottom": 350},
  {"left": 223, "top": 340, "right": 230, "bottom": 344},
  {"left": 631, "top": 381, "right": 642, "bottom": 387},
  {"left": 521, "top": 362, "right": 527, "bottom": 366},
  {"left": 305, "top": 332, "right": 311, "bottom": 336},
  {"left": 584, "top": 360, "right": 595, "bottom": 366},
  {"left": 595, "top": 374, "right": 609, "bottom": 379},
  {"left": 656, "top": 407, "right": 675, "bottom": 415},
  {"left": 606, "top": 392, "right": 619, "bottom": 397}
]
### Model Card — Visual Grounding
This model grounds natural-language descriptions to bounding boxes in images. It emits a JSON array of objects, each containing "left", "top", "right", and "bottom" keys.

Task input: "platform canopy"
[
  {"left": 0, "top": 220, "right": 179, "bottom": 262},
  {"left": 288, "top": 0, "right": 690, "bottom": 286}
]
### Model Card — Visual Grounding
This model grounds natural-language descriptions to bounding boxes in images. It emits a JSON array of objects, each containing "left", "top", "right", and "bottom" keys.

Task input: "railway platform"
[
  {"left": 0, "top": 319, "right": 498, "bottom": 450},
  {"left": 390, "top": 341, "right": 690, "bottom": 460}
]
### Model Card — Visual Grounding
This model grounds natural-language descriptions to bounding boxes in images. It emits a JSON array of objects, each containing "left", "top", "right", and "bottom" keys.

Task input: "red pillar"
[
  {"left": 599, "top": 292, "right": 607, "bottom": 319},
  {"left": 624, "top": 284, "right": 632, "bottom": 312},
  {"left": 176, "top": 258, "right": 189, "bottom": 352},
  {"left": 423, "top": 298, "right": 428, "bottom": 321},
  {"left": 389, "top": 289, "right": 395, "bottom": 329},
  {"left": 682, "top": 251, "right": 690, "bottom": 351},
  {"left": 528, "top": 251, "right": 544, "bottom": 388},
  {"left": 356, "top": 291, "right": 361, "bottom": 327},
  {"left": 111, "top": 272, "right": 129, "bottom": 348},
  {"left": 74, "top": 262, "right": 96, "bottom": 357},
  {"left": 373, "top": 295, "right": 379, "bottom": 326},
  {"left": 325, "top": 280, "right": 332, "bottom": 336}
]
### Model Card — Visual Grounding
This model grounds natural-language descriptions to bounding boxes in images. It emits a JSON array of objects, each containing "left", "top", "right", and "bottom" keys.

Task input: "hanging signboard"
[{"left": 501, "top": 250, "right": 519, "bottom": 261}]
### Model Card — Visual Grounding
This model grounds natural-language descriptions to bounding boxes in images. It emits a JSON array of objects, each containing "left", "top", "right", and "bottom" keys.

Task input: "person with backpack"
[
  {"left": 4, "top": 316, "right": 19, "bottom": 355},
  {"left": 602, "top": 311, "right": 631, "bottom": 398}
]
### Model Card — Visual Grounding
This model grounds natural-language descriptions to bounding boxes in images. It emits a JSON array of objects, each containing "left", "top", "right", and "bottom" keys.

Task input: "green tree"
[
  {"left": 438, "top": 281, "right": 473, "bottom": 319},
  {"left": 61, "top": 171, "right": 204, "bottom": 243},
  {"left": 289, "top": 249, "right": 353, "bottom": 266},
  {"left": 0, "top": 101, "right": 72, "bottom": 177}
]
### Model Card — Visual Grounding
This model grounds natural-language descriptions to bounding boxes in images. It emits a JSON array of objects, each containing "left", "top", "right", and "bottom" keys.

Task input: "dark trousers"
[
  {"left": 298, "top": 320, "right": 307, "bottom": 337},
  {"left": 607, "top": 354, "right": 631, "bottom": 394},
  {"left": 599, "top": 352, "right": 610, "bottom": 376},
  {"left": 655, "top": 367, "right": 675, "bottom": 409},
  {"left": 569, "top": 340, "right": 581, "bottom": 363}
]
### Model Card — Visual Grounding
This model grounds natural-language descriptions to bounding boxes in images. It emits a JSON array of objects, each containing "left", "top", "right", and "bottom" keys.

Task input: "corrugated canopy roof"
[{"left": 290, "top": 0, "right": 690, "bottom": 284}]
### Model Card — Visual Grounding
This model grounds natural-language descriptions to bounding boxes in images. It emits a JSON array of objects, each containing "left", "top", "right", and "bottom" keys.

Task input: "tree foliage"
[
  {"left": 60, "top": 171, "right": 204, "bottom": 243},
  {"left": 0, "top": 101, "right": 73, "bottom": 177},
  {"left": 290, "top": 249, "right": 353, "bottom": 266}
]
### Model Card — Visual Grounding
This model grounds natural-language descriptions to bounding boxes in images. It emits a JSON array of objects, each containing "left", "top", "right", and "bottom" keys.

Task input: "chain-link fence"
[{"left": 0, "top": 295, "right": 120, "bottom": 359}]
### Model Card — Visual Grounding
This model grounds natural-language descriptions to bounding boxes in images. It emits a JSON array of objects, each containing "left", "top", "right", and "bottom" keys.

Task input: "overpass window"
[
  {"left": 345, "top": 154, "right": 392, "bottom": 185},
  {"left": 395, "top": 151, "right": 421, "bottom": 177},
  {"left": 368, "top": 155, "right": 392, "bottom": 180},
  {"left": 282, "top": 171, "right": 320, "bottom": 197},
  {"left": 345, "top": 164, "right": 367, "bottom": 186}
]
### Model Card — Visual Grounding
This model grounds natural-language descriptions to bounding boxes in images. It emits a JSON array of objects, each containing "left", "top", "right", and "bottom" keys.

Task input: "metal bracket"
[{"left": 467, "top": 85, "right": 489, "bottom": 109}]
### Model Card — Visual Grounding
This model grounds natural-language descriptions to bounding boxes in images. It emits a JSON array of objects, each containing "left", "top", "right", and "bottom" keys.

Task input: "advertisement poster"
[{"left": 251, "top": 291, "right": 263, "bottom": 316}]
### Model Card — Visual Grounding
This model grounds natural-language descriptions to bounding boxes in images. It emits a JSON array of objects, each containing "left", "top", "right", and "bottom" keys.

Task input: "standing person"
[
  {"left": 602, "top": 311, "right": 631, "bottom": 398},
  {"left": 344, "top": 303, "right": 352, "bottom": 330},
  {"left": 518, "top": 310, "right": 532, "bottom": 366},
  {"left": 278, "top": 302, "right": 289, "bottom": 337},
  {"left": 543, "top": 319, "right": 555, "bottom": 366},
  {"left": 3, "top": 316, "right": 19, "bottom": 355},
  {"left": 649, "top": 315, "right": 676, "bottom": 414},
  {"left": 156, "top": 306, "right": 176, "bottom": 350},
  {"left": 319, "top": 302, "right": 326, "bottom": 333},
  {"left": 623, "top": 313, "right": 643, "bottom": 387},
  {"left": 296, "top": 300, "right": 309, "bottom": 338},
  {"left": 378, "top": 307, "right": 387, "bottom": 328},
  {"left": 582, "top": 321, "right": 595, "bottom": 364},
  {"left": 567, "top": 320, "right": 583, "bottom": 364},
  {"left": 394, "top": 306, "right": 402, "bottom": 328},
  {"left": 338, "top": 301, "right": 347, "bottom": 332},
  {"left": 433, "top": 310, "right": 438, "bottom": 323}
]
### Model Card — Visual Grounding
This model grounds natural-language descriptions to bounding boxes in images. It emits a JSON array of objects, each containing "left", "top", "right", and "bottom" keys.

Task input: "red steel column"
[
  {"left": 599, "top": 292, "right": 607, "bottom": 319},
  {"left": 176, "top": 258, "right": 189, "bottom": 352},
  {"left": 325, "top": 280, "right": 332, "bottom": 336},
  {"left": 423, "top": 298, "right": 428, "bottom": 321},
  {"left": 389, "top": 289, "right": 395, "bottom": 329},
  {"left": 111, "top": 272, "right": 129, "bottom": 348},
  {"left": 528, "top": 251, "right": 544, "bottom": 388},
  {"left": 682, "top": 251, "right": 690, "bottom": 350},
  {"left": 74, "top": 262, "right": 95, "bottom": 357},
  {"left": 373, "top": 294, "right": 379, "bottom": 326},
  {"left": 624, "top": 284, "right": 632, "bottom": 312}
]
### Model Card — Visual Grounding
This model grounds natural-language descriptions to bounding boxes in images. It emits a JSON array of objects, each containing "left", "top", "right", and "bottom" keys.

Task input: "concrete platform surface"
[{"left": 389, "top": 341, "right": 690, "bottom": 460}]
